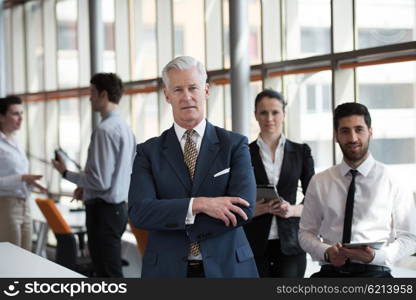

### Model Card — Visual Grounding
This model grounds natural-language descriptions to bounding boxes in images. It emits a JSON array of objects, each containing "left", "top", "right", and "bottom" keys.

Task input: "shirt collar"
[
  {"left": 256, "top": 134, "right": 286, "bottom": 151},
  {"left": 340, "top": 153, "right": 375, "bottom": 177},
  {"left": 0, "top": 130, "right": 17, "bottom": 146},
  {"left": 174, "top": 119, "right": 206, "bottom": 141},
  {"left": 101, "top": 109, "right": 120, "bottom": 121}
]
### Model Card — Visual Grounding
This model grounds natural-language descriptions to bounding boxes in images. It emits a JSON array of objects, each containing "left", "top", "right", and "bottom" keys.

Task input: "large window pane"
[
  {"left": 356, "top": 0, "right": 416, "bottom": 49},
  {"left": 285, "top": 0, "right": 331, "bottom": 59},
  {"left": 102, "top": 0, "right": 116, "bottom": 72},
  {"left": 262, "top": 0, "right": 282, "bottom": 63},
  {"left": 173, "top": 0, "right": 205, "bottom": 64},
  {"left": 134, "top": 93, "right": 159, "bottom": 143},
  {"left": 222, "top": 0, "right": 230, "bottom": 69},
  {"left": 284, "top": 71, "right": 333, "bottom": 171},
  {"left": 357, "top": 61, "right": 416, "bottom": 192},
  {"left": 205, "top": 0, "right": 223, "bottom": 70},
  {"left": 132, "top": 0, "right": 157, "bottom": 80},
  {"left": 248, "top": 0, "right": 262, "bottom": 65},
  {"left": 56, "top": 0, "right": 79, "bottom": 88},
  {"left": 25, "top": 1, "right": 43, "bottom": 93}
]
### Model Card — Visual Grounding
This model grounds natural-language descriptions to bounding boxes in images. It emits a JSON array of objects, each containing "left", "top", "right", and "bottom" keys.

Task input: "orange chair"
[
  {"left": 128, "top": 219, "right": 148, "bottom": 256},
  {"left": 35, "top": 198, "right": 92, "bottom": 275}
]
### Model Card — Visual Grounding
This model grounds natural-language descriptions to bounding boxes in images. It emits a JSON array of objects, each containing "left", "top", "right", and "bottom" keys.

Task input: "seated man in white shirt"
[{"left": 299, "top": 102, "right": 416, "bottom": 277}]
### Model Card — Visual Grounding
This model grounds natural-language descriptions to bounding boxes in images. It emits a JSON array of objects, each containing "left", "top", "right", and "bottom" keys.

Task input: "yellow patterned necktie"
[{"left": 184, "top": 129, "right": 201, "bottom": 256}]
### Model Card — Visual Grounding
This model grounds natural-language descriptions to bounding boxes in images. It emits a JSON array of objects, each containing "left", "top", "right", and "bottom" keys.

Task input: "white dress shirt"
[
  {"left": 173, "top": 119, "right": 206, "bottom": 260},
  {"left": 173, "top": 119, "right": 206, "bottom": 225},
  {"left": 256, "top": 134, "right": 286, "bottom": 240},
  {"left": 0, "top": 131, "right": 30, "bottom": 199},
  {"left": 299, "top": 154, "right": 416, "bottom": 267}
]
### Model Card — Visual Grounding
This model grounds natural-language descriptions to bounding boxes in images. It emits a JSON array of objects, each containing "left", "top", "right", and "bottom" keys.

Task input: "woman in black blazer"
[{"left": 244, "top": 89, "right": 315, "bottom": 278}]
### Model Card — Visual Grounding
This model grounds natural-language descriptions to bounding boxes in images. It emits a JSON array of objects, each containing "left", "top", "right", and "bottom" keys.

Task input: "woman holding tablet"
[{"left": 244, "top": 89, "right": 315, "bottom": 277}]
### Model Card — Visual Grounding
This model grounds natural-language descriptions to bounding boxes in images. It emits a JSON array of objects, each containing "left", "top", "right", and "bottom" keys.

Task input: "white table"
[{"left": 0, "top": 242, "right": 85, "bottom": 277}]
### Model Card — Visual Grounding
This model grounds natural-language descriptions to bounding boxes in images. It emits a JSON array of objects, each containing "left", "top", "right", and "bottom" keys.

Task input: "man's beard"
[{"left": 339, "top": 140, "right": 370, "bottom": 163}]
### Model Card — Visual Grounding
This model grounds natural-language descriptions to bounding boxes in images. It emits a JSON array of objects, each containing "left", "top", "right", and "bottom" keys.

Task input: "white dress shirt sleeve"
[
  {"left": 185, "top": 197, "right": 196, "bottom": 224},
  {"left": 299, "top": 175, "right": 331, "bottom": 262},
  {"left": 65, "top": 129, "right": 118, "bottom": 191},
  {"left": 0, "top": 174, "right": 24, "bottom": 190},
  {"left": 372, "top": 182, "right": 416, "bottom": 266}
]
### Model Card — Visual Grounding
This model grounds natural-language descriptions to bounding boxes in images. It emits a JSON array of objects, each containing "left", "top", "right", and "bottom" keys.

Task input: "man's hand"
[
  {"left": 51, "top": 154, "right": 67, "bottom": 175},
  {"left": 72, "top": 187, "right": 83, "bottom": 201},
  {"left": 254, "top": 199, "right": 271, "bottom": 217},
  {"left": 192, "top": 196, "right": 250, "bottom": 227},
  {"left": 339, "top": 246, "right": 375, "bottom": 264},
  {"left": 270, "top": 198, "right": 296, "bottom": 218},
  {"left": 21, "top": 174, "right": 48, "bottom": 194},
  {"left": 326, "top": 243, "right": 348, "bottom": 266}
]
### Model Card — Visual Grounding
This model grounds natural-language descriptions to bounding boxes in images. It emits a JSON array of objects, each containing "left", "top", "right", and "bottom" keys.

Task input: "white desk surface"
[{"left": 0, "top": 242, "right": 85, "bottom": 278}]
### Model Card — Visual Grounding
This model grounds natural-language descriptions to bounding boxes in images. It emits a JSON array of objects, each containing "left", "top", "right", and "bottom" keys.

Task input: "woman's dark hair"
[
  {"left": 254, "top": 89, "right": 286, "bottom": 112},
  {"left": 0, "top": 96, "right": 22, "bottom": 115}
]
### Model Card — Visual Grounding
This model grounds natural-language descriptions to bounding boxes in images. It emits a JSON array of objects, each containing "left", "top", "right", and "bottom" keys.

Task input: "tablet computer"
[
  {"left": 342, "top": 241, "right": 384, "bottom": 250},
  {"left": 256, "top": 185, "right": 279, "bottom": 202}
]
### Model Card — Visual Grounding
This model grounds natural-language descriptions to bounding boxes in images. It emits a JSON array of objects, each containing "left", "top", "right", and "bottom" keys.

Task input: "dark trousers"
[
  {"left": 256, "top": 239, "right": 306, "bottom": 278},
  {"left": 187, "top": 260, "right": 205, "bottom": 278},
  {"left": 311, "top": 263, "right": 392, "bottom": 278},
  {"left": 85, "top": 199, "right": 127, "bottom": 277}
]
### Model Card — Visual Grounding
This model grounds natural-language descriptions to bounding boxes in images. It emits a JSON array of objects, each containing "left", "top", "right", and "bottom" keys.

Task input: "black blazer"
[{"left": 244, "top": 139, "right": 315, "bottom": 256}]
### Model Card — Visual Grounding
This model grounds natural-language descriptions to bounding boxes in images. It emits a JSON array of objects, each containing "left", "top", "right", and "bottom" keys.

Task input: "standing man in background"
[
  {"left": 128, "top": 56, "right": 258, "bottom": 278},
  {"left": 53, "top": 73, "right": 136, "bottom": 277}
]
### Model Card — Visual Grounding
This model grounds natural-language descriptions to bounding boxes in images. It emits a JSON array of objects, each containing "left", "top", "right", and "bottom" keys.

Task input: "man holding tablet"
[{"left": 299, "top": 102, "right": 416, "bottom": 277}]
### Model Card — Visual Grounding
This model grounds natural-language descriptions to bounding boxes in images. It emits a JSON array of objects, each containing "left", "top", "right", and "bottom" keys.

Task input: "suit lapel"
[
  {"left": 191, "top": 122, "right": 220, "bottom": 194},
  {"left": 277, "top": 140, "right": 294, "bottom": 191},
  {"left": 250, "top": 142, "right": 269, "bottom": 184},
  {"left": 162, "top": 126, "right": 192, "bottom": 191}
]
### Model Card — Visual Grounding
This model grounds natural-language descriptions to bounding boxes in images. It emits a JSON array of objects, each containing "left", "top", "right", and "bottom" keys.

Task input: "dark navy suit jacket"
[{"left": 128, "top": 121, "right": 258, "bottom": 278}]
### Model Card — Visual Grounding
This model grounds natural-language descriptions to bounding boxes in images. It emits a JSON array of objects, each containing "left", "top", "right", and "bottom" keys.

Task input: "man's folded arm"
[
  {"left": 186, "top": 136, "right": 256, "bottom": 242},
  {"left": 128, "top": 145, "right": 192, "bottom": 231}
]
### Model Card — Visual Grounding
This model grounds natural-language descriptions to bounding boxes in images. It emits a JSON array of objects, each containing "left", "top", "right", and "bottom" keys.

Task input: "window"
[
  {"left": 356, "top": 0, "right": 416, "bottom": 49},
  {"left": 357, "top": 61, "right": 416, "bottom": 192},
  {"left": 56, "top": 0, "right": 79, "bottom": 88},
  {"left": 285, "top": 0, "right": 331, "bottom": 59},
  {"left": 285, "top": 71, "right": 333, "bottom": 171}
]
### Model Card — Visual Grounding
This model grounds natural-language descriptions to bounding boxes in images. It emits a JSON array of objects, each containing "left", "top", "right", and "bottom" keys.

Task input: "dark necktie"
[
  {"left": 184, "top": 130, "right": 200, "bottom": 256},
  {"left": 342, "top": 169, "right": 358, "bottom": 243}
]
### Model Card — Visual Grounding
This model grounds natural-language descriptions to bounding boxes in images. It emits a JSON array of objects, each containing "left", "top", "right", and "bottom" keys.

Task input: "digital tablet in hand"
[
  {"left": 342, "top": 241, "right": 384, "bottom": 249},
  {"left": 256, "top": 185, "right": 279, "bottom": 202}
]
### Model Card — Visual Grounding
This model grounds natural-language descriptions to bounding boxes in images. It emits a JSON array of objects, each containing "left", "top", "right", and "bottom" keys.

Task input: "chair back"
[
  {"left": 35, "top": 198, "right": 72, "bottom": 234},
  {"left": 128, "top": 219, "right": 148, "bottom": 256},
  {"left": 36, "top": 198, "right": 79, "bottom": 270}
]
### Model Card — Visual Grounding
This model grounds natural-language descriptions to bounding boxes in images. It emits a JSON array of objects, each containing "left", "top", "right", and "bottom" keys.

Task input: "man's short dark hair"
[
  {"left": 90, "top": 73, "right": 124, "bottom": 104},
  {"left": 333, "top": 102, "right": 371, "bottom": 130},
  {"left": 254, "top": 89, "right": 286, "bottom": 112},
  {"left": 0, "top": 95, "right": 22, "bottom": 115}
]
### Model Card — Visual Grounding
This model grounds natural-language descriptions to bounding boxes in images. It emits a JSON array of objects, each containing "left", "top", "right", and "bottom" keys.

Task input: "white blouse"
[
  {"left": 257, "top": 134, "right": 286, "bottom": 240},
  {"left": 0, "top": 131, "right": 30, "bottom": 199}
]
